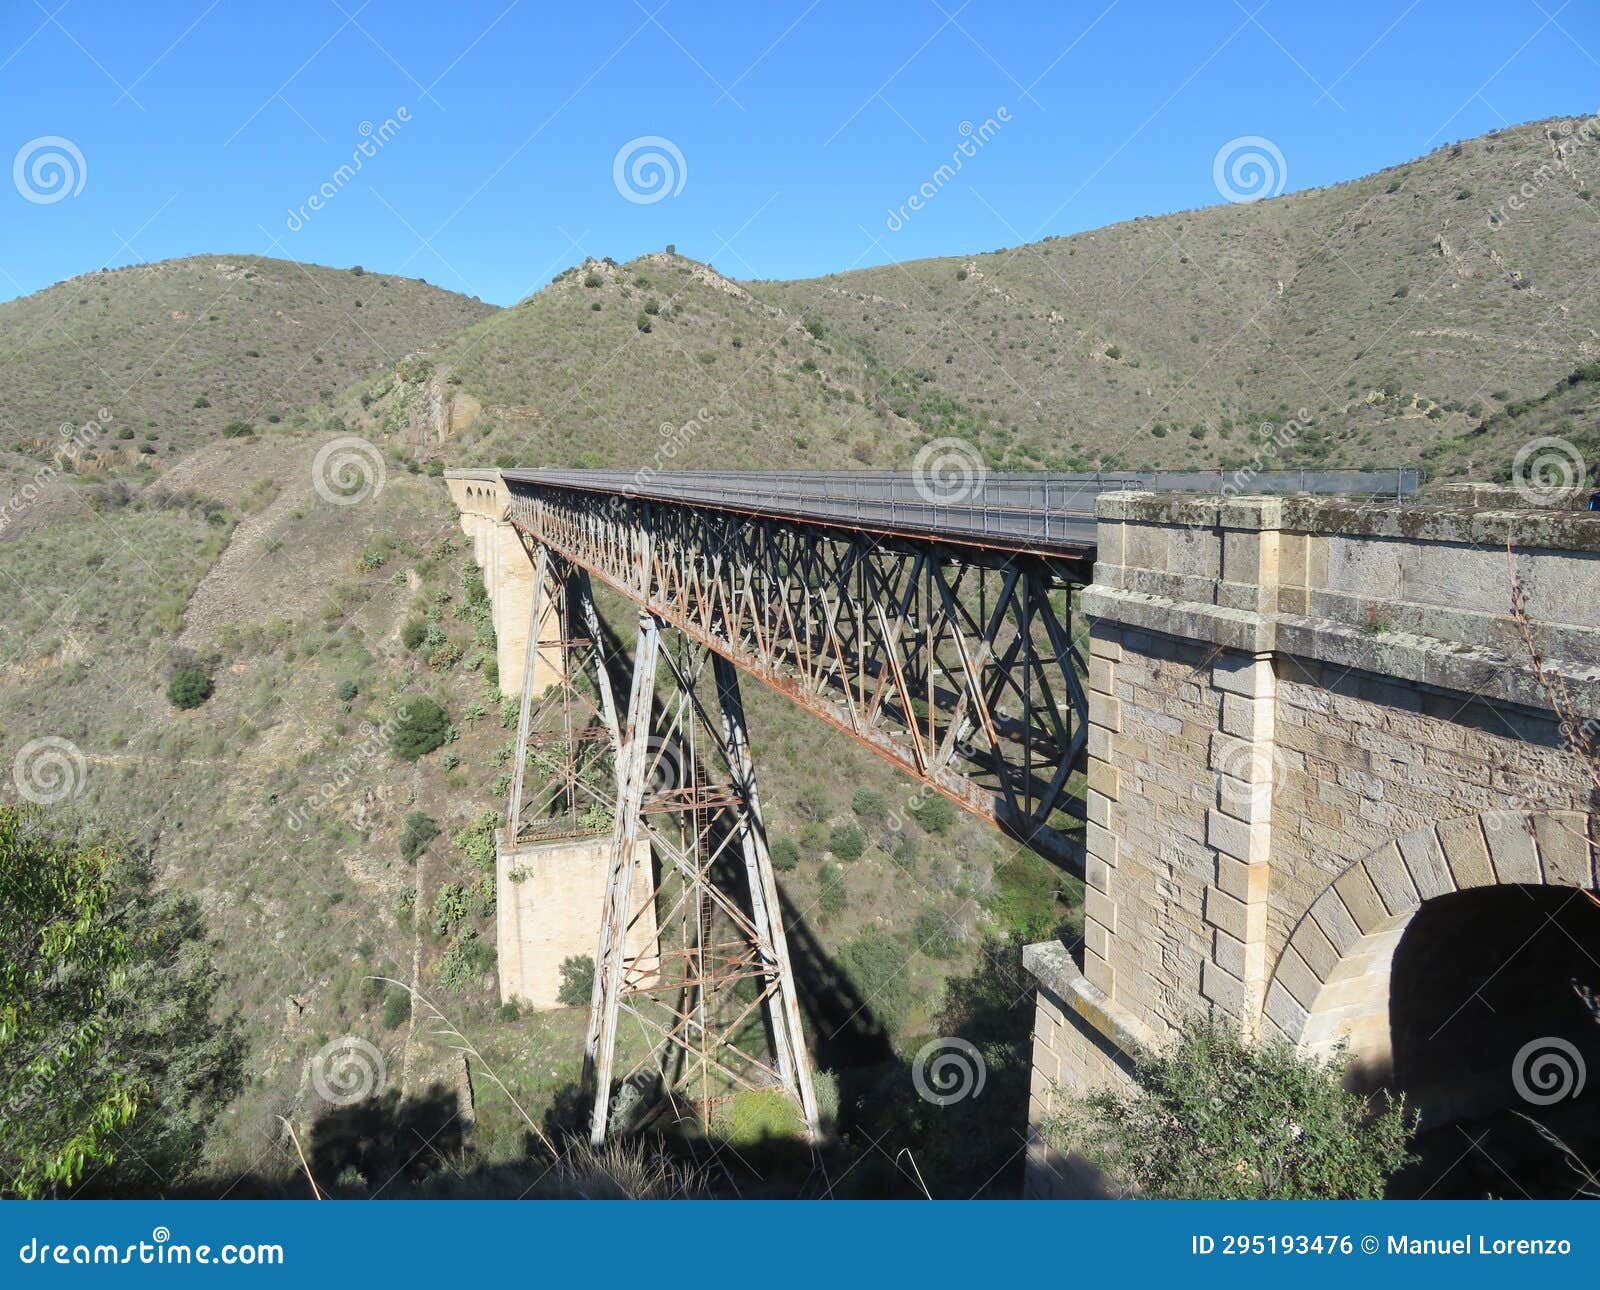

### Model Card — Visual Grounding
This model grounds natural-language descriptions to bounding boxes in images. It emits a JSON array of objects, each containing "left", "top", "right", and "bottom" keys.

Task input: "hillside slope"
[
  {"left": 0, "top": 255, "right": 495, "bottom": 457},
  {"left": 749, "top": 116, "right": 1600, "bottom": 475}
]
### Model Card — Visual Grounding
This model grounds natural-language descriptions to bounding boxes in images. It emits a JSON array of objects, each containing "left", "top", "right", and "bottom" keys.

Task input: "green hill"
[{"left": 0, "top": 255, "right": 495, "bottom": 459}]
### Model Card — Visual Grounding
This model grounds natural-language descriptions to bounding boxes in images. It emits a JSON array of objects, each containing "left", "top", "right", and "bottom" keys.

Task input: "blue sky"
[{"left": 3, "top": 0, "right": 1598, "bottom": 306}]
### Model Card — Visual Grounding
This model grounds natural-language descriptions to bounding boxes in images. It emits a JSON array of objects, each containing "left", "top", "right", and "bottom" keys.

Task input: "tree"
[
  {"left": 166, "top": 667, "right": 214, "bottom": 710},
  {"left": 0, "top": 808, "right": 242, "bottom": 1197},
  {"left": 557, "top": 955, "right": 594, "bottom": 1007},
  {"left": 391, "top": 696, "right": 450, "bottom": 761},
  {"left": 1062, "top": 1018, "right": 1413, "bottom": 1199}
]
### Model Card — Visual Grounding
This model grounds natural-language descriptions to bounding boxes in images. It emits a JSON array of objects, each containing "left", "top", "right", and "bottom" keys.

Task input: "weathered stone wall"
[
  {"left": 1026, "top": 489, "right": 1599, "bottom": 1194},
  {"left": 495, "top": 832, "right": 657, "bottom": 1011},
  {"left": 446, "top": 470, "right": 561, "bottom": 697}
]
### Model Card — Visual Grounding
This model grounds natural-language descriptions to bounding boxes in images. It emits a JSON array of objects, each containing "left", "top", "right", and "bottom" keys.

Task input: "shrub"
[
  {"left": 769, "top": 836, "right": 799, "bottom": 871},
  {"left": 431, "top": 883, "right": 470, "bottom": 937},
  {"left": 400, "top": 620, "right": 428, "bottom": 650},
  {"left": 817, "top": 862, "right": 847, "bottom": 919},
  {"left": 167, "top": 667, "right": 214, "bottom": 710},
  {"left": 221, "top": 420, "right": 252, "bottom": 438},
  {"left": 335, "top": 679, "right": 359, "bottom": 702},
  {"left": 452, "top": 812, "right": 498, "bottom": 872},
  {"left": 841, "top": 929, "right": 912, "bottom": 1030},
  {"left": 829, "top": 822, "right": 865, "bottom": 862},
  {"left": 381, "top": 987, "right": 411, "bottom": 1029},
  {"left": 636, "top": 312, "right": 652, "bottom": 333},
  {"left": 557, "top": 955, "right": 595, "bottom": 1007},
  {"left": 397, "top": 810, "right": 439, "bottom": 864},
  {"left": 914, "top": 908, "right": 960, "bottom": 959},
  {"left": 850, "top": 787, "right": 887, "bottom": 821},
  {"left": 583, "top": 272, "right": 603, "bottom": 288},
  {"left": 1061, "top": 1018, "right": 1413, "bottom": 1199},
  {"left": 391, "top": 696, "right": 450, "bottom": 761},
  {"left": 910, "top": 793, "right": 957, "bottom": 835}
]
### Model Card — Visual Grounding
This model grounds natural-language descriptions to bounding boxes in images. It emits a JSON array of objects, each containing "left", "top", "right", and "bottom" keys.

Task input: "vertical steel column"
[
  {"left": 714, "top": 654, "right": 820, "bottom": 1138},
  {"left": 585, "top": 612, "right": 662, "bottom": 1146}
]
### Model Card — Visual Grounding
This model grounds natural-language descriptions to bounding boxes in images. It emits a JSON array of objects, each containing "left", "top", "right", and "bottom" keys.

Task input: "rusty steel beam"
[{"left": 504, "top": 482, "right": 1091, "bottom": 867}]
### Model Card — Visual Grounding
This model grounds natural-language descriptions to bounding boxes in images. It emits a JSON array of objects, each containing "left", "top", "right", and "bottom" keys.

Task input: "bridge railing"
[{"left": 497, "top": 466, "right": 1419, "bottom": 555}]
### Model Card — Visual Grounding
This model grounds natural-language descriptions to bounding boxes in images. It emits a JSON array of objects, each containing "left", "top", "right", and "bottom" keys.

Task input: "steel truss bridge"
[{"left": 456, "top": 465, "right": 1417, "bottom": 1144}]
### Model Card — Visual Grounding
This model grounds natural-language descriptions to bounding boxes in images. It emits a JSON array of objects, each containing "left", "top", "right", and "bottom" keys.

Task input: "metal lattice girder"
[
  {"left": 583, "top": 612, "right": 819, "bottom": 1145},
  {"left": 506, "top": 544, "right": 624, "bottom": 845},
  {"left": 504, "top": 487, "right": 1090, "bottom": 865}
]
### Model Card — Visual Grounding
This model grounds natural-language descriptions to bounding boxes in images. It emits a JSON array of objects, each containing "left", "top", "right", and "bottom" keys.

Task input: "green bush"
[
  {"left": 391, "top": 696, "right": 450, "bottom": 761},
  {"left": 850, "top": 787, "right": 887, "bottom": 821},
  {"left": 452, "top": 811, "right": 498, "bottom": 872},
  {"left": 397, "top": 810, "right": 438, "bottom": 864},
  {"left": 914, "top": 908, "right": 960, "bottom": 959},
  {"left": 167, "top": 667, "right": 214, "bottom": 710},
  {"left": 335, "top": 679, "right": 359, "bottom": 702},
  {"left": 431, "top": 883, "right": 470, "bottom": 937},
  {"left": 829, "top": 823, "right": 865, "bottom": 861},
  {"left": 817, "top": 862, "right": 847, "bottom": 919},
  {"left": 221, "top": 420, "right": 252, "bottom": 438},
  {"left": 769, "top": 836, "right": 799, "bottom": 871},
  {"left": 381, "top": 987, "right": 411, "bottom": 1029},
  {"left": 910, "top": 793, "right": 957, "bottom": 836},
  {"left": 557, "top": 955, "right": 595, "bottom": 1007},
  {"left": 400, "top": 620, "right": 428, "bottom": 650},
  {"left": 841, "top": 929, "right": 912, "bottom": 1031},
  {"left": 1061, "top": 1018, "right": 1414, "bottom": 1199}
]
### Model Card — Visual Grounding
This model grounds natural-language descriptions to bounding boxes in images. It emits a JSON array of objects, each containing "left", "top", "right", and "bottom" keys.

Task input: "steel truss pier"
[{"left": 505, "top": 545, "right": 818, "bottom": 1143}]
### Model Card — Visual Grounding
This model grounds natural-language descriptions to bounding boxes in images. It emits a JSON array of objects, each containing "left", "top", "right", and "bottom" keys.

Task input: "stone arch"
[{"left": 1264, "top": 809, "right": 1597, "bottom": 1072}]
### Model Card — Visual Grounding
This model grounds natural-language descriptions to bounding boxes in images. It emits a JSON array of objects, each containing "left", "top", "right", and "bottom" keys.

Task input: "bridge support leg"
[
  {"left": 585, "top": 614, "right": 820, "bottom": 1146},
  {"left": 496, "top": 546, "right": 647, "bottom": 1010}
]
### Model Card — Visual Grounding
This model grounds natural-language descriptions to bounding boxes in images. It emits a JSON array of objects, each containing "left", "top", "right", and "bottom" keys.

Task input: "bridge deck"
[
  {"left": 496, "top": 466, "right": 1419, "bottom": 559},
  {"left": 500, "top": 468, "right": 1111, "bottom": 556}
]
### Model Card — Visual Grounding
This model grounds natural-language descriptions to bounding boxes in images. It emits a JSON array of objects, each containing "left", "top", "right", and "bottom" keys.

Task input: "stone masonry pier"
[{"left": 1025, "top": 488, "right": 1599, "bottom": 1196}]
